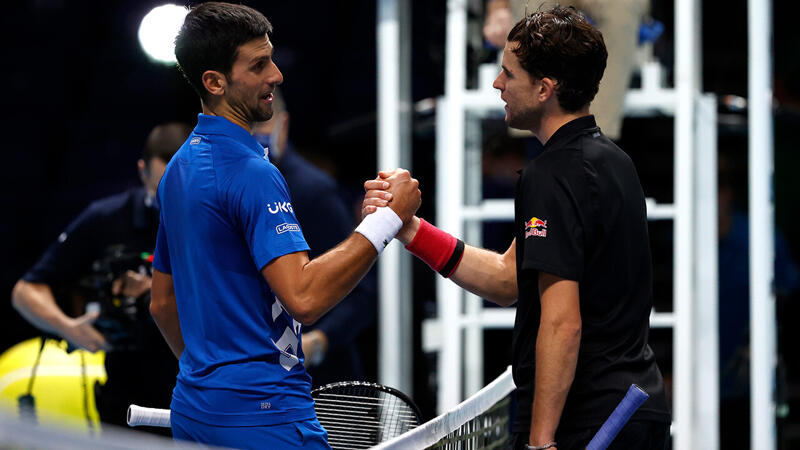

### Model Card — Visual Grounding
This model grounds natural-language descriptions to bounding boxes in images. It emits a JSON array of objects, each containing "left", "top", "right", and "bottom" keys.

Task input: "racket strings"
[{"left": 312, "top": 385, "right": 422, "bottom": 449}]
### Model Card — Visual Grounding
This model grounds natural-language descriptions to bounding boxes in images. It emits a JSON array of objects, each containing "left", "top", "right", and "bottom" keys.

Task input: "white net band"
[{"left": 373, "top": 366, "right": 515, "bottom": 450}]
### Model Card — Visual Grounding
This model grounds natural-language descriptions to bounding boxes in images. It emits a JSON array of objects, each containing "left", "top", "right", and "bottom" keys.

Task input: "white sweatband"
[{"left": 355, "top": 206, "right": 403, "bottom": 254}]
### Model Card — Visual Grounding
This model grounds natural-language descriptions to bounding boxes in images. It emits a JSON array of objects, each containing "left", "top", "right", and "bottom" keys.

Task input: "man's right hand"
[
  {"left": 378, "top": 169, "right": 421, "bottom": 225},
  {"left": 62, "top": 310, "right": 110, "bottom": 353},
  {"left": 363, "top": 173, "right": 421, "bottom": 244}
]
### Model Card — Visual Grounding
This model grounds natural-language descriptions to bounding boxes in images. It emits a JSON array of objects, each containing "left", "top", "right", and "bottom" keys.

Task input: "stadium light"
[{"left": 138, "top": 4, "right": 188, "bottom": 64}]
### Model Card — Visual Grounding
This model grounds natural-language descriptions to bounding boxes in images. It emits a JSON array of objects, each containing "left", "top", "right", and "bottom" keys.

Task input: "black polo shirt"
[
  {"left": 22, "top": 186, "right": 177, "bottom": 429},
  {"left": 511, "top": 115, "right": 670, "bottom": 434}
]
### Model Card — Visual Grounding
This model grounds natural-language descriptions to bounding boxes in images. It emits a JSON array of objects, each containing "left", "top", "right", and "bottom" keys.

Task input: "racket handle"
[
  {"left": 127, "top": 404, "right": 171, "bottom": 428},
  {"left": 586, "top": 384, "right": 649, "bottom": 450}
]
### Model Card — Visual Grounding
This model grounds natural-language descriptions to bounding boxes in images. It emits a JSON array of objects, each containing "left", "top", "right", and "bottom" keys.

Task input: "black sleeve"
[
  {"left": 519, "top": 152, "right": 585, "bottom": 281},
  {"left": 294, "top": 186, "right": 376, "bottom": 350},
  {"left": 22, "top": 204, "right": 103, "bottom": 288}
]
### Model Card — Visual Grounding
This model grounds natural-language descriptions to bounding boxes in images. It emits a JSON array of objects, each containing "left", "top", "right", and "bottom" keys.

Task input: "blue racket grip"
[{"left": 586, "top": 384, "right": 649, "bottom": 450}]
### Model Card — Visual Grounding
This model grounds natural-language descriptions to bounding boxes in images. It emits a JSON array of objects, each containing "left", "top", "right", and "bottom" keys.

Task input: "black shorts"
[{"left": 509, "top": 420, "right": 669, "bottom": 450}]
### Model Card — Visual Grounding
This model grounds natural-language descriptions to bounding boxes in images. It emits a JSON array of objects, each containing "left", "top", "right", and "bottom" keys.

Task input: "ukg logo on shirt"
[{"left": 268, "top": 201, "right": 293, "bottom": 214}]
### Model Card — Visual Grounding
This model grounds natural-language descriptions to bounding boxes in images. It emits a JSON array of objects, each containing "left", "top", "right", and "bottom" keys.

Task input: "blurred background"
[{"left": 2, "top": 0, "right": 800, "bottom": 448}]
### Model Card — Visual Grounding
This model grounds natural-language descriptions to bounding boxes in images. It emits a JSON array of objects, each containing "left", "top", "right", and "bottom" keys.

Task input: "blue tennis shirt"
[{"left": 153, "top": 114, "right": 315, "bottom": 426}]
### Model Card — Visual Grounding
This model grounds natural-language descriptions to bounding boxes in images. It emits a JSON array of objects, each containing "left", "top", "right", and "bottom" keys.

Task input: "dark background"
[{"left": 2, "top": 0, "right": 800, "bottom": 443}]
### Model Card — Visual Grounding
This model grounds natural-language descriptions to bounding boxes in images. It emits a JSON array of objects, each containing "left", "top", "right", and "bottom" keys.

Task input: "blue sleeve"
[
  {"left": 231, "top": 160, "right": 310, "bottom": 270},
  {"left": 153, "top": 218, "right": 171, "bottom": 274}
]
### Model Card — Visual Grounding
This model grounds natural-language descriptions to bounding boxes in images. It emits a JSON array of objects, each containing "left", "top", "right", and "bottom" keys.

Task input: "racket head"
[{"left": 312, "top": 381, "right": 422, "bottom": 449}]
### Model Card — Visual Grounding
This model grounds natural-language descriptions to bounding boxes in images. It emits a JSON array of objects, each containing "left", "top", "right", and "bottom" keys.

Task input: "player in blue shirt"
[{"left": 149, "top": 3, "right": 421, "bottom": 449}]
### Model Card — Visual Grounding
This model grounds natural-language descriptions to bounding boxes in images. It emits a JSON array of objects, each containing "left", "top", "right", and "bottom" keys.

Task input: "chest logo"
[
  {"left": 524, "top": 216, "right": 547, "bottom": 238},
  {"left": 268, "top": 201, "right": 293, "bottom": 214}
]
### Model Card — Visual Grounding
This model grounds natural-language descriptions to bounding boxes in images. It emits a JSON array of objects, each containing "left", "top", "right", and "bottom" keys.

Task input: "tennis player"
[
  {"left": 365, "top": 6, "right": 670, "bottom": 450},
  {"left": 149, "top": 3, "right": 420, "bottom": 449}
]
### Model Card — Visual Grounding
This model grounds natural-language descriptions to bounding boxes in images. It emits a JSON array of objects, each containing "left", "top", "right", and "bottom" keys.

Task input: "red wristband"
[{"left": 405, "top": 219, "right": 465, "bottom": 277}]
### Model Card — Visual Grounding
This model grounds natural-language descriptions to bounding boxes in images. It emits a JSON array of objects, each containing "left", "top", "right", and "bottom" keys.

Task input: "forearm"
[
  {"left": 150, "top": 269, "right": 183, "bottom": 359},
  {"left": 398, "top": 217, "right": 517, "bottom": 306},
  {"left": 11, "top": 280, "right": 72, "bottom": 335},
  {"left": 529, "top": 322, "right": 581, "bottom": 445},
  {"left": 449, "top": 245, "right": 517, "bottom": 306},
  {"left": 271, "top": 233, "right": 378, "bottom": 325},
  {"left": 150, "top": 296, "right": 184, "bottom": 359}
]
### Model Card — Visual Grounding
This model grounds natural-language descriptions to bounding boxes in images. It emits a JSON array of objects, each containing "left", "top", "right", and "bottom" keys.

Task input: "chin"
[{"left": 254, "top": 108, "right": 273, "bottom": 123}]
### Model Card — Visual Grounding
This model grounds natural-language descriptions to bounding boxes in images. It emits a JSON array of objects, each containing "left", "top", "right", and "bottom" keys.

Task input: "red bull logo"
[{"left": 525, "top": 216, "right": 547, "bottom": 238}]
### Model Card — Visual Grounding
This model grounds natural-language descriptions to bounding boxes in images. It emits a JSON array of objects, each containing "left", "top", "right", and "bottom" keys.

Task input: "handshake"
[{"left": 360, "top": 168, "right": 422, "bottom": 246}]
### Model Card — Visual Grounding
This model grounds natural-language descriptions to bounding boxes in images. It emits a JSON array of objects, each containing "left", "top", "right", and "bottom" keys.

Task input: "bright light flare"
[{"left": 138, "top": 4, "right": 188, "bottom": 64}]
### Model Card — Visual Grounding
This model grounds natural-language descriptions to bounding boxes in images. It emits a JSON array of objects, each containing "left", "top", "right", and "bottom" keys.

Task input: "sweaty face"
[
  {"left": 224, "top": 36, "right": 283, "bottom": 124},
  {"left": 492, "top": 42, "right": 542, "bottom": 131}
]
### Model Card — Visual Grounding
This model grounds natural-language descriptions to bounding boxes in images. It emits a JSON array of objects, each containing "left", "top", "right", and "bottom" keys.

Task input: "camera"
[{"left": 75, "top": 245, "right": 155, "bottom": 352}]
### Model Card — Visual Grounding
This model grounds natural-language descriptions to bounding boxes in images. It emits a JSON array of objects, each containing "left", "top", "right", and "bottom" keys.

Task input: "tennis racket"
[
  {"left": 128, "top": 380, "right": 423, "bottom": 450},
  {"left": 127, "top": 404, "right": 170, "bottom": 428},
  {"left": 586, "top": 384, "right": 650, "bottom": 450},
  {"left": 311, "top": 381, "right": 423, "bottom": 449}
]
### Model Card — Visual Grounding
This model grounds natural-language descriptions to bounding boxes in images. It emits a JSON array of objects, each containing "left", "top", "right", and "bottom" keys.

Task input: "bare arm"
[
  {"left": 362, "top": 177, "right": 517, "bottom": 306},
  {"left": 150, "top": 269, "right": 184, "bottom": 359},
  {"left": 266, "top": 169, "right": 420, "bottom": 326},
  {"left": 262, "top": 233, "right": 378, "bottom": 326},
  {"left": 394, "top": 217, "right": 518, "bottom": 306},
  {"left": 529, "top": 272, "right": 581, "bottom": 447},
  {"left": 11, "top": 279, "right": 109, "bottom": 352}
]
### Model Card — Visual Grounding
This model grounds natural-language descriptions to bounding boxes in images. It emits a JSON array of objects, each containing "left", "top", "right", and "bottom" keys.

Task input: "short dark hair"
[
  {"left": 174, "top": 2, "right": 273, "bottom": 102},
  {"left": 142, "top": 122, "right": 192, "bottom": 163},
  {"left": 507, "top": 6, "right": 607, "bottom": 112}
]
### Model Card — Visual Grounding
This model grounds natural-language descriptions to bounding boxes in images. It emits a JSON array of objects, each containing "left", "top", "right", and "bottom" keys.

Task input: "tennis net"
[{"left": 375, "top": 366, "right": 516, "bottom": 450}]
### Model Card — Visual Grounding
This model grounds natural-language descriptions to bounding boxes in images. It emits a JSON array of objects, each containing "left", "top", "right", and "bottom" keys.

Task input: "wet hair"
[
  {"left": 142, "top": 122, "right": 192, "bottom": 163},
  {"left": 507, "top": 5, "right": 607, "bottom": 112},
  {"left": 174, "top": 2, "right": 273, "bottom": 102}
]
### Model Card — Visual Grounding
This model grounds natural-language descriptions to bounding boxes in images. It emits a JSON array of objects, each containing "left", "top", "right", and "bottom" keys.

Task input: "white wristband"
[{"left": 355, "top": 206, "right": 403, "bottom": 254}]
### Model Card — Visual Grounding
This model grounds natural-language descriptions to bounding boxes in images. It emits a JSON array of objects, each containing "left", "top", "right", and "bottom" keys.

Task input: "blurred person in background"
[
  {"left": 252, "top": 89, "right": 377, "bottom": 388},
  {"left": 483, "top": 0, "right": 648, "bottom": 140},
  {"left": 717, "top": 155, "right": 799, "bottom": 449},
  {"left": 11, "top": 123, "right": 191, "bottom": 432}
]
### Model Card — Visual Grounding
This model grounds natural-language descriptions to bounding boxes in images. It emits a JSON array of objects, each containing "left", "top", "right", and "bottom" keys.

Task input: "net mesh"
[
  {"left": 374, "top": 366, "right": 516, "bottom": 450},
  {"left": 426, "top": 395, "right": 512, "bottom": 449}
]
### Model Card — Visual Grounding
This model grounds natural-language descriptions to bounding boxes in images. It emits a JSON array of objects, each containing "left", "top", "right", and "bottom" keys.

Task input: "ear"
[
  {"left": 201, "top": 70, "right": 227, "bottom": 97},
  {"left": 137, "top": 159, "right": 148, "bottom": 182},
  {"left": 538, "top": 77, "right": 557, "bottom": 102}
]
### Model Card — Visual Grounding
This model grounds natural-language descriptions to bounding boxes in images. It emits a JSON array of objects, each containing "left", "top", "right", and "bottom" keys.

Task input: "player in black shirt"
[
  {"left": 11, "top": 123, "right": 191, "bottom": 432},
  {"left": 364, "top": 6, "right": 670, "bottom": 450}
]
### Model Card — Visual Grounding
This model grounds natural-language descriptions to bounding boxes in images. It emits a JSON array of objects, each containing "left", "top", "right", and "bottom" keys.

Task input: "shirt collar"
[
  {"left": 193, "top": 114, "right": 265, "bottom": 158},
  {"left": 543, "top": 115, "right": 599, "bottom": 151}
]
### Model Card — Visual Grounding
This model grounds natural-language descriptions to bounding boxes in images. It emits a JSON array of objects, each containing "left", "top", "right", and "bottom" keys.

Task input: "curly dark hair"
[
  {"left": 174, "top": 2, "right": 273, "bottom": 102},
  {"left": 507, "top": 5, "right": 607, "bottom": 112}
]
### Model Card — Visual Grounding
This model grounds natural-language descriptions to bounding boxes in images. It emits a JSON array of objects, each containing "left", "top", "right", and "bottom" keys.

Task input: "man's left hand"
[
  {"left": 111, "top": 270, "right": 152, "bottom": 299},
  {"left": 302, "top": 329, "right": 329, "bottom": 368}
]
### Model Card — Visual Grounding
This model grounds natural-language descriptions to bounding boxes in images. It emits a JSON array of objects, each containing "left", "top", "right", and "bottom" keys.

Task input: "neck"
[
  {"left": 532, "top": 107, "right": 590, "bottom": 144},
  {"left": 202, "top": 100, "right": 252, "bottom": 133}
]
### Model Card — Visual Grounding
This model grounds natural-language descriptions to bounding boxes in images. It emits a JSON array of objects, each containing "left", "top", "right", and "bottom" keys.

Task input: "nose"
[
  {"left": 492, "top": 72, "right": 504, "bottom": 91},
  {"left": 269, "top": 61, "right": 284, "bottom": 86}
]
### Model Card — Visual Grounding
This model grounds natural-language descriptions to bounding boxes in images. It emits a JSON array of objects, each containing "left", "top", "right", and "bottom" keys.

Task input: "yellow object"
[{"left": 0, "top": 338, "right": 106, "bottom": 434}]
